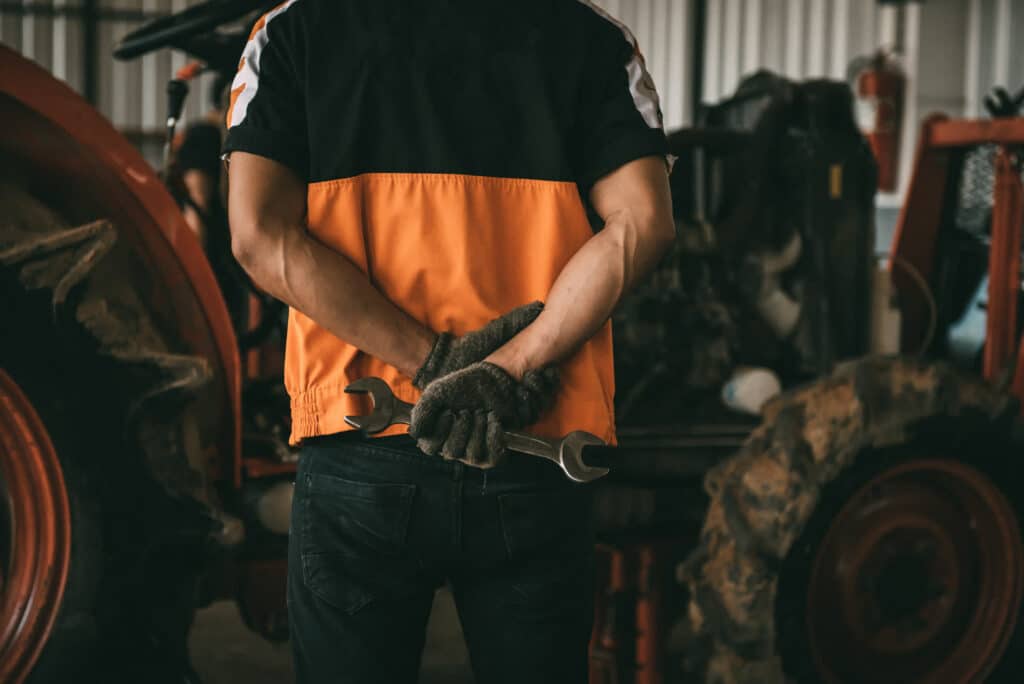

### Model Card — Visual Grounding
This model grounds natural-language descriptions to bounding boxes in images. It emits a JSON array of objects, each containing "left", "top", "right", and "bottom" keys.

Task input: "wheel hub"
[
  {"left": 0, "top": 371, "right": 71, "bottom": 684},
  {"left": 856, "top": 525, "right": 957, "bottom": 650},
  {"left": 807, "top": 459, "right": 1023, "bottom": 683}
]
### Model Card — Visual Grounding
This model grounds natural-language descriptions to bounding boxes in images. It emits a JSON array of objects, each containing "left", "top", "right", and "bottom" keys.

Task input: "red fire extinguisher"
[{"left": 849, "top": 50, "right": 906, "bottom": 192}]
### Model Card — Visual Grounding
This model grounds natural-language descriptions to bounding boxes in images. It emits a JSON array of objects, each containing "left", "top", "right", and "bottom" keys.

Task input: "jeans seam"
[
  {"left": 307, "top": 471, "right": 417, "bottom": 503},
  {"left": 310, "top": 439, "right": 436, "bottom": 468},
  {"left": 452, "top": 462, "right": 464, "bottom": 550},
  {"left": 299, "top": 471, "right": 314, "bottom": 597}
]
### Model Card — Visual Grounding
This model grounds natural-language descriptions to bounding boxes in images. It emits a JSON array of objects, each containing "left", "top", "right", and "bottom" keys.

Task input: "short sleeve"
[
  {"left": 576, "top": 10, "right": 670, "bottom": 189},
  {"left": 223, "top": 1, "right": 308, "bottom": 179}
]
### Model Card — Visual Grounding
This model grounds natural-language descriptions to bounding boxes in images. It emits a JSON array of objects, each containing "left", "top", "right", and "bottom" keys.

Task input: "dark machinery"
[{"left": 677, "top": 91, "right": 1024, "bottom": 683}]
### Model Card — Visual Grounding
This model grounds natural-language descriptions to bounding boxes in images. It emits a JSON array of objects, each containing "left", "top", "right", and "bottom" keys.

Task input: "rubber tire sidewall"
[{"left": 776, "top": 414, "right": 1024, "bottom": 684}]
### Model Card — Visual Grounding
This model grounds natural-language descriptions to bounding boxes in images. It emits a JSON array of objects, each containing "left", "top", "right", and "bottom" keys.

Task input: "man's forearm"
[
  {"left": 484, "top": 156, "right": 674, "bottom": 379},
  {"left": 486, "top": 207, "right": 673, "bottom": 377},
  {"left": 235, "top": 220, "right": 434, "bottom": 378},
  {"left": 228, "top": 151, "right": 435, "bottom": 378}
]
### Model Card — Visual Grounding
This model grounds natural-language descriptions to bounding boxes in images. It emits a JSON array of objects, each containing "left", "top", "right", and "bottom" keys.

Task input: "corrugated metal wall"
[
  {"left": 7, "top": 0, "right": 1017, "bottom": 158},
  {"left": 965, "top": 0, "right": 1024, "bottom": 117},
  {"left": 592, "top": 0, "right": 696, "bottom": 130},
  {"left": 700, "top": 0, "right": 903, "bottom": 104},
  {"left": 1, "top": 1, "right": 85, "bottom": 99},
  {"left": 0, "top": 0, "right": 221, "bottom": 134},
  {"left": 1, "top": 0, "right": 697, "bottom": 136}
]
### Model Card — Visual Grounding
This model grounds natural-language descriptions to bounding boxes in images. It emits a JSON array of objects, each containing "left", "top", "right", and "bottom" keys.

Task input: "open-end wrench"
[{"left": 343, "top": 377, "right": 609, "bottom": 483}]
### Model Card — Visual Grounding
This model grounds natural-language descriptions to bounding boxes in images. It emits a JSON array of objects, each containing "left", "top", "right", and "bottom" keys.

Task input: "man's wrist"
[
  {"left": 483, "top": 341, "right": 531, "bottom": 381},
  {"left": 402, "top": 328, "right": 439, "bottom": 380}
]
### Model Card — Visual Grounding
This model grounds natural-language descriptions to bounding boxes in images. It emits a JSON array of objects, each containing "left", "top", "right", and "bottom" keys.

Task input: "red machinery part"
[
  {"left": 889, "top": 114, "right": 950, "bottom": 355},
  {"left": 806, "top": 459, "right": 1024, "bottom": 683},
  {"left": 853, "top": 51, "right": 905, "bottom": 192},
  {"left": 0, "top": 46, "right": 241, "bottom": 482},
  {"left": 0, "top": 370, "right": 71, "bottom": 684},
  {"left": 590, "top": 541, "right": 675, "bottom": 684},
  {"left": 635, "top": 545, "right": 664, "bottom": 684},
  {"left": 590, "top": 544, "right": 629, "bottom": 683},
  {"left": 891, "top": 114, "right": 1024, "bottom": 404},
  {"left": 985, "top": 148, "right": 1023, "bottom": 381}
]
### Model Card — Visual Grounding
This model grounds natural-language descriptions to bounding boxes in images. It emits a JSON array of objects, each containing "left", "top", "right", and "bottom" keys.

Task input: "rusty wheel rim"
[
  {"left": 0, "top": 370, "right": 71, "bottom": 684},
  {"left": 807, "top": 458, "right": 1024, "bottom": 683}
]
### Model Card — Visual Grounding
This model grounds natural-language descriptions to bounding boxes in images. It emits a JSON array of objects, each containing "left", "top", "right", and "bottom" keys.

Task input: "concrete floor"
[{"left": 189, "top": 589, "right": 474, "bottom": 684}]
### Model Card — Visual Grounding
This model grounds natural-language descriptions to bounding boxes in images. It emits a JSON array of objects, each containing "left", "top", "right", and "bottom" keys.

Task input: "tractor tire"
[
  {"left": 681, "top": 356, "right": 1024, "bottom": 684},
  {"left": 2, "top": 368, "right": 103, "bottom": 684},
  {"left": 1, "top": 181, "right": 215, "bottom": 683}
]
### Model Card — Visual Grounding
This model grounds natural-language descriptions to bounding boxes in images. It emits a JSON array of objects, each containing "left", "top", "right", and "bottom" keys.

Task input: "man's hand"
[
  {"left": 409, "top": 362, "right": 559, "bottom": 467},
  {"left": 412, "top": 156, "right": 673, "bottom": 464},
  {"left": 412, "top": 302, "right": 543, "bottom": 389}
]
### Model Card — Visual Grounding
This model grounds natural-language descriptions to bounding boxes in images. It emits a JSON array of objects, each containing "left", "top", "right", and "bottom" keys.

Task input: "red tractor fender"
[{"left": 0, "top": 46, "right": 241, "bottom": 480}]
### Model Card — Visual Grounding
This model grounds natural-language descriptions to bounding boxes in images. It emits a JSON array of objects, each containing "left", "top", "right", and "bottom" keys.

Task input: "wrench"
[{"left": 343, "top": 377, "right": 609, "bottom": 483}]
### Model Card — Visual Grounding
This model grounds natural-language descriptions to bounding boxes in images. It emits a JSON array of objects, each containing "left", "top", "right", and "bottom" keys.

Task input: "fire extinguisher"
[{"left": 848, "top": 50, "right": 906, "bottom": 192}]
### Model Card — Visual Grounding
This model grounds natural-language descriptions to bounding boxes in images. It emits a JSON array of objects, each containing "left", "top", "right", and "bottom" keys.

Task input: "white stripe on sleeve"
[
  {"left": 577, "top": 0, "right": 665, "bottom": 130},
  {"left": 227, "top": 0, "right": 300, "bottom": 130}
]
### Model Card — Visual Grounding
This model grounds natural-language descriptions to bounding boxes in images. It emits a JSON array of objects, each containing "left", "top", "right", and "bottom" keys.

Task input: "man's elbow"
[
  {"left": 230, "top": 220, "right": 280, "bottom": 283},
  {"left": 230, "top": 223, "right": 260, "bottom": 272}
]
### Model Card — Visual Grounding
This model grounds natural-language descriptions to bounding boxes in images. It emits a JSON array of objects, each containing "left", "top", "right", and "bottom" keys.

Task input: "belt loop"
[{"left": 481, "top": 469, "right": 488, "bottom": 495}]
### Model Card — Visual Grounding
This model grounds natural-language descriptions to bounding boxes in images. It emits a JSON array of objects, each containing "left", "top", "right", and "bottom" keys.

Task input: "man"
[{"left": 224, "top": 1, "right": 674, "bottom": 682}]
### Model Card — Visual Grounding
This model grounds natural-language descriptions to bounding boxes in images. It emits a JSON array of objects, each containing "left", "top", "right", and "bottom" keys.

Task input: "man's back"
[
  {"left": 230, "top": 0, "right": 661, "bottom": 184},
  {"left": 225, "top": 0, "right": 667, "bottom": 444},
  {"left": 225, "top": 3, "right": 673, "bottom": 682}
]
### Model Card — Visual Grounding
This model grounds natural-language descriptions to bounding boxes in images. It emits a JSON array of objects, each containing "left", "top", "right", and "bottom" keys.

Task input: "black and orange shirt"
[{"left": 224, "top": 0, "right": 669, "bottom": 445}]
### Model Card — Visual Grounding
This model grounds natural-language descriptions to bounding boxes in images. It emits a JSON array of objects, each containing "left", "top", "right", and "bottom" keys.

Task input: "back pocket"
[
  {"left": 497, "top": 486, "right": 593, "bottom": 603},
  {"left": 299, "top": 472, "right": 416, "bottom": 613},
  {"left": 497, "top": 486, "right": 591, "bottom": 560}
]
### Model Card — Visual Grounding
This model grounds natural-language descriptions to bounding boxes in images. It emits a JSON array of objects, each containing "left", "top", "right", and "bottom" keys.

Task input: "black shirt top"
[{"left": 223, "top": 0, "right": 668, "bottom": 190}]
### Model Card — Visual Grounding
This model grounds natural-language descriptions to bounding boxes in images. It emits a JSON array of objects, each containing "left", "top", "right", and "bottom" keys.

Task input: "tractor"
[{"left": 1, "top": 2, "right": 1022, "bottom": 683}]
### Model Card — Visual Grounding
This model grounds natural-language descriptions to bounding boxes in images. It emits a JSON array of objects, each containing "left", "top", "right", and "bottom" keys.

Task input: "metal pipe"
[{"left": 82, "top": 0, "right": 97, "bottom": 106}]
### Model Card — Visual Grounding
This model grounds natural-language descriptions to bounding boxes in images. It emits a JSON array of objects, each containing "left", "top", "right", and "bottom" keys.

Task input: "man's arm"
[
  {"left": 227, "top": 151, "right": 435, "bottom": 377},
  {"left": 485, "top": 156, "right": 674, "bottom": 377}
]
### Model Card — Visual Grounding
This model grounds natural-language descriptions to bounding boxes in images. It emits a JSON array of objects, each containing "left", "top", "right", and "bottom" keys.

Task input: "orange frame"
[{"left": 891, "top": 114, "right": 1024, "bottom": 403}]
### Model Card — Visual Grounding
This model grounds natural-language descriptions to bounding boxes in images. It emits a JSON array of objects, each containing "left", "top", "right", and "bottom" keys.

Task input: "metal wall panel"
[
  {"left": 1, "top": 0, "right": 223, "bottom": 137},
  {"left": 965, "top": 0, "right": 1024, "bottom": 118},
  {"left": 592, "top": 0, "right": 696, "bottom": 130},
  {"left": 1, "top": 1, "right": 85, "bottom": 93},
  {"left": 700, "top": 0, "right": 903, "bottom": 104},
  {"left": 4, "top": 0, "right": 697, "bottom": 137},
  {"left": 7, "top": 0, "right": 1012, "bottom": 146}
]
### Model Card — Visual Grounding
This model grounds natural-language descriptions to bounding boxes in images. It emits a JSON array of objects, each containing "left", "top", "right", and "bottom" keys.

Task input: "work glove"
[
  {"left": 409, "top": 361, "right": 560, "bottom": 468},
  {"left": 412, "top": 301, "right": 544, "bottom": 389}
]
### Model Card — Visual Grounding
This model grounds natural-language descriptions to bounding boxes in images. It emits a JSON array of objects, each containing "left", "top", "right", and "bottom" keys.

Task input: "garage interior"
[{"left": 2, "top": 0, "right": 1024, "bottom": 683}]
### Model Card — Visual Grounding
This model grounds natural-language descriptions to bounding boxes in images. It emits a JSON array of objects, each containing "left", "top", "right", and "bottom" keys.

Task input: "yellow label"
[{"left": 830, "top": 164, "right": 843, "bottom": 199}]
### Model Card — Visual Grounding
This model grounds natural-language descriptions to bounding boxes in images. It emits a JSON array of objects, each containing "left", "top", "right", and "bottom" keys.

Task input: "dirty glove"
[
  {"left": 412, "top": 301, "right": 544, "bottom": 389},
  {"left": 410, "top": 361, "right": 560, "bottom": 468}
]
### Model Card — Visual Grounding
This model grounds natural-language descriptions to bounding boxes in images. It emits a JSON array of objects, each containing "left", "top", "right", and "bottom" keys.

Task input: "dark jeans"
[{"left": 288, "top": 433, "right": 595, "bottom": 684}]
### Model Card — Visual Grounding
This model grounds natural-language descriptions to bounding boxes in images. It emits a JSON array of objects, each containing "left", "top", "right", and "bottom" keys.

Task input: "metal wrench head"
[
  {"left": 343, "top": 377, "right": 399, "bottom": 434},
  {"left": 558, "top": 431, "right": 609, "bottom": 483}
]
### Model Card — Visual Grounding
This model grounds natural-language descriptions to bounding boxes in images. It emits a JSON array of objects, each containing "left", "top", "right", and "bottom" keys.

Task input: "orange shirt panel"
[{"left": 287, "top": 173, "right": 616, "bottom": 445}]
